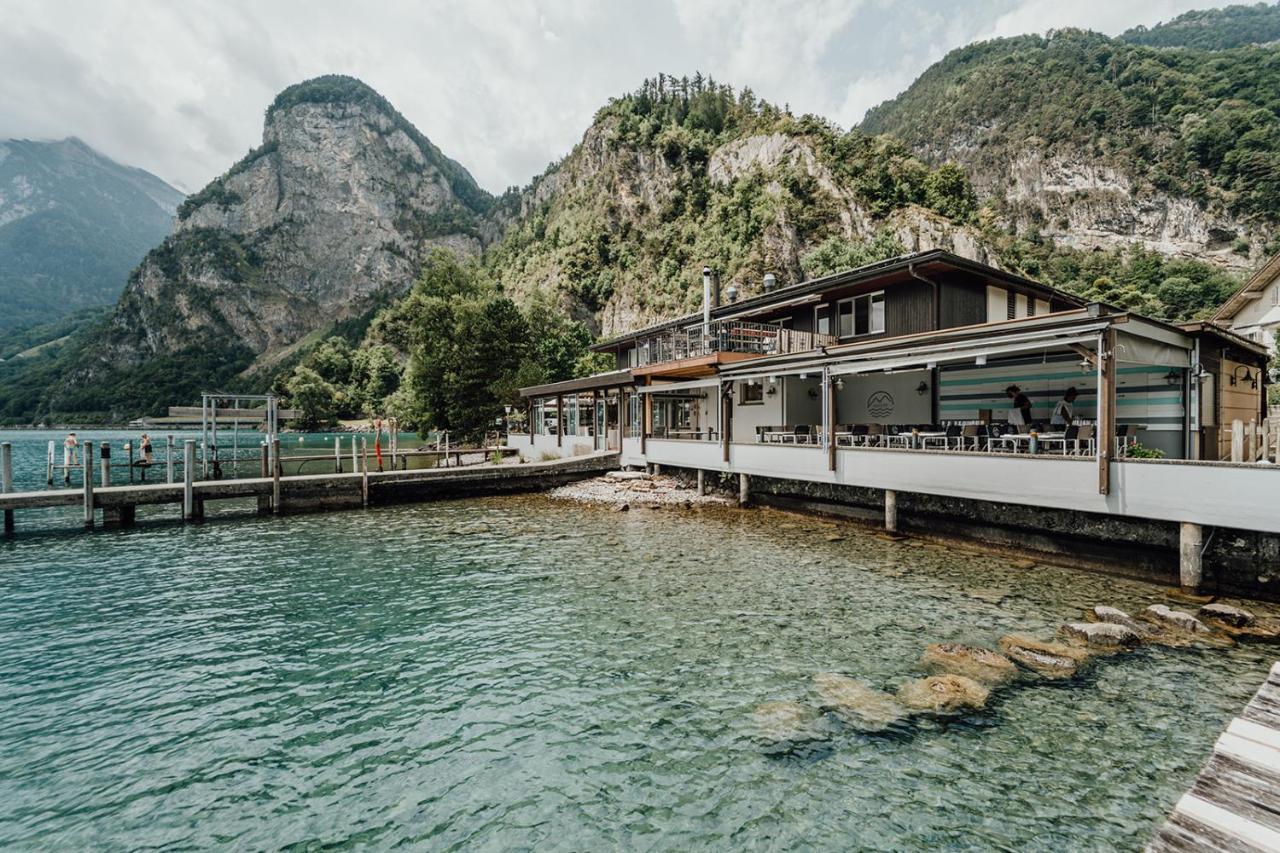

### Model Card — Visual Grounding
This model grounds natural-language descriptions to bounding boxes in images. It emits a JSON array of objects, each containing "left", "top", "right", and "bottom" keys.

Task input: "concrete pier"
[
  {"left": 1180, "top": 522, "right": 1203, "bottom": 592},
  {"left": 738, "top": 473, "right": 749, "bottom": 506},
  {"left": 696, "top": 469, "right": 705, "bottom": 496},
  {"left": 885, "top": 489, "right": 898, "bottom": 534}
]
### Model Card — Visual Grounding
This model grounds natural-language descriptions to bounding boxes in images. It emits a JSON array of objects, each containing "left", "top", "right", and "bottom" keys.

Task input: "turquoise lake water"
[{"left": 0, "top": 432, "right": 1274, "bottom": 849}]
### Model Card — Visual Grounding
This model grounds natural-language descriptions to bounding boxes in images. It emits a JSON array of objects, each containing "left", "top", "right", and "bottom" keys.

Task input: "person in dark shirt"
[{"left": 1006, "top": 385, "right": 1033, "bottom": 430}]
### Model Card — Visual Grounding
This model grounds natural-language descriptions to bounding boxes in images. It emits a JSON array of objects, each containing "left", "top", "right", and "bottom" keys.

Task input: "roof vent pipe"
[
  {"left": 711, "top": 269, "right": 721, "bottom": 309},
  {"left": 726, "top": 284, "right": 740, "bottom": 303},
  {"left": 702, "top": 266, "right": 713, "bottom": 335},
  {"left": 763, "top": 272, "right": 777, "bottom": 293}
]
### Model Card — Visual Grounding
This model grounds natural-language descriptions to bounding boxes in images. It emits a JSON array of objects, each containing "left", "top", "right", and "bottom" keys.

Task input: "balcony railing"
[{"left": 633, "top": 320, "right": 835, "bottom": 367}]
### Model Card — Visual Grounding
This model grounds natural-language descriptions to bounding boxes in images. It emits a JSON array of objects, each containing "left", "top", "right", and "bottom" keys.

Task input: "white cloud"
[{"left": 0, "top": 0, "right": 1243, "bottom": 194}]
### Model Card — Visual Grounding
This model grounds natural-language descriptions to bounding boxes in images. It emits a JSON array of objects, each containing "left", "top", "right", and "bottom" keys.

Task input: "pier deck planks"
[{"left": 1149, "top": 661, "right": 1280, "bottom": 852}]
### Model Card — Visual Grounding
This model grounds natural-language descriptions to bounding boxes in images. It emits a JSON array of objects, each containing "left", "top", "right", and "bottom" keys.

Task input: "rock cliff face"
[{"left": 65, "top": 76, "right": 494, "bottom": 394}]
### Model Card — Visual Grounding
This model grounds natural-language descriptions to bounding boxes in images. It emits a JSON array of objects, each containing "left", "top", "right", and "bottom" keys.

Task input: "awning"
[
  {"left": 722, "top": 322, "right": 1112, "bottom": 383},
  {"left": 635, "top": 377, "right": 722, "bottom": 394},
  {"left": 519, "top": 370, "right": 633, "bottom": 398}
]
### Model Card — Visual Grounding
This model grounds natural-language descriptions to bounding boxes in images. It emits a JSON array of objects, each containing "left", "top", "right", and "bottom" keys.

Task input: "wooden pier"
[
  {"left": 1149, "top": 661, "right": 1280, "bottom": 851},
  {"left": 0, "top": 449, "right": 618, "bottom": 532}
]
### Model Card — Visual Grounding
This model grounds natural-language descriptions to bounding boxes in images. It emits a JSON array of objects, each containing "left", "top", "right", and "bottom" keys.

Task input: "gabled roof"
[
  {"left": 590, "top": 249, "right": 1087, "bottom": 352},
  {"left": 1213, "top": 252, "right": 1280, "bottom": 322}
]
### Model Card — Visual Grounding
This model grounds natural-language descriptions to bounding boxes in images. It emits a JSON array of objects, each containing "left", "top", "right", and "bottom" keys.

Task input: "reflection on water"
[{"left": 0, "top": 495, "right": 1272, "bottom": 850}]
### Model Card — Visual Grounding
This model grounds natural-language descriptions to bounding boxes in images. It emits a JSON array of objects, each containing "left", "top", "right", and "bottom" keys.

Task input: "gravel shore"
[{"left": 547, "top": 471, "right": 734, "bottom": 508}]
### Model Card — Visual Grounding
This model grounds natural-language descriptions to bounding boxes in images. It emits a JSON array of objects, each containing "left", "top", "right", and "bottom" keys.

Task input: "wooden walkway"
[
  {"left": 1149, "top": 661, "right": 1280, "bottom": 851},
  {"left": 0, "top": 451, "right": 619, "bottom": 532}
]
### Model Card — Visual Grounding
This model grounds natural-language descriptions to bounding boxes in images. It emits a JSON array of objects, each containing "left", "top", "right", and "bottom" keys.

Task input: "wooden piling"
[
  {"left": 272, "top": 438, "right": 281, "bottom": 515},
  {"left": 82, "top": 441, "right": 94, "bottom": 529},
  {"left": 126, "top": 441, "right": 135, "bottom": 484},
  {"left": 2, "top": 441, "right": 13, "bottom": 534},
  {"left": 334, "top": 436, "right": 342, "bottom": 473},
  {"left": 1180, "top": 521, "right": 1203, "bottom": 592},
  {"left": 696, "top": 469, "right": 705, "bottom": 496},
  {"left": 885, "top": 489, "right": 899, "bottom": 534},
  {"left": 351, "top": 435, "right": 358, "bottom": 474},
  {"left": 166, "top": 435, "right": 175, "bottom": 483},
  {"left": 182, "top": 440, "right": 195, "bottom": 520},
  {"left": 100, "top": 442, "right": 110, "bottom": 487},
  {"left": 46, "top": 440, "right": 55, "bottom": 486},
  {"left": 738, "top": 472, "right": 749, "bottom": 506}
]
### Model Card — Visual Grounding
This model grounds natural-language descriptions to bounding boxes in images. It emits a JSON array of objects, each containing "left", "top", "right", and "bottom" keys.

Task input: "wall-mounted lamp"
[
  {"left": 916, "top": 380, "right": 930, "bottom": 396},
  {"left": 1162, "top": 368, "right": 1181, "bottom": 386},
  {"left": 834, "top": 377, "right": 845, "bottom": 391},
  {"left": 766, "top": 385, "right": 778, "bottom": 396},
  {"left": 1230, "top": 365, "right": 1258, "bottom": 389}
]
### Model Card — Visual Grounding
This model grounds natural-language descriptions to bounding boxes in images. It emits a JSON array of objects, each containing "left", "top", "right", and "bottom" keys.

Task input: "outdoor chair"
[
  {"left": 1073, "top": 424, "right": 1095, "bottom": 456},
  {"left": 959, "top": 424, "right": 981, "bottom": 451},
  {"left": 1040, "top": 424, "right": 1078, "bottom": 455},
  {"left": 794, "top": 424, "right": 812, "bottom": 444}
]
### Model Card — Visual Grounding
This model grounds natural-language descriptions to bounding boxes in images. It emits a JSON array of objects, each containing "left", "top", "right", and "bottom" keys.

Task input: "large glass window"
[
  {"left": 814, "top": 305, "right": 832, "bottom": 336},
  {"left": 739, "top": 380, "right": 764, "bottom": 405},
  {"left": 837, "top": 291, "right": 885, "bottom": 338}
]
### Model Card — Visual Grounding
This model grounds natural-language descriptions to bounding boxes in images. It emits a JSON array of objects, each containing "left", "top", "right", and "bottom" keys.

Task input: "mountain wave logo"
[{"left": 867, "top": 391, "right": 895, "bottom": 419}]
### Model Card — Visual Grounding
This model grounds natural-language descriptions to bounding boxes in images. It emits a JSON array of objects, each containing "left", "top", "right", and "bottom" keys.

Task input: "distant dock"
[
  {"left": 1149, "top": 661, "right": 1280, "bottom": 851},
  {"left": 0, "top": 449, "right": 618, "bottom": 533}
]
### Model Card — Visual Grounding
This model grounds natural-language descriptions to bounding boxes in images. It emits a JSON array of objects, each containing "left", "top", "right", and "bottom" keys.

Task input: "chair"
[
  {"left": 1074, "top": 424, "right": 1094, "bottom": 456},
  {"left": 794, "top": 424, "right": 811, "bottom": 445},
  {"left": 1041, "top": 424, "right": 1078, "bottom": 455},
  {"left": 921, "top": 424, "right": 959, "bottom": 450},
  {"left": 959, "top": 424, "right": 981, "bottom": 451}
]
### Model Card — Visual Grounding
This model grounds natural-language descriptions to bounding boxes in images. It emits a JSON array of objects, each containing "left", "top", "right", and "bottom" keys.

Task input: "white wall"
[
  {"left": 835, "top": 369, "right": 932, "bottom": 425},
  {"left": 731, "top": 381, "right": 785, "bottom": 441}
]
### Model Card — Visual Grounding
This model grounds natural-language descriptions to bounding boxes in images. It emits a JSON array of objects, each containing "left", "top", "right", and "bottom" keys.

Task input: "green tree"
[
  {"left": 285, "top": 365, "right": 339, "bottom": 429},
  {"left": 923, "top": 164, "right": 977, "bottom": 222},
  {"left": 801, "top": 230, "right": 907, "bottom": 278}
]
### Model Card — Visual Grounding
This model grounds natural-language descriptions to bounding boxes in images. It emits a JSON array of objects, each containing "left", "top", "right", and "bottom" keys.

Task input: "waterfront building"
[
  {"left": 508, "top": 251, "right": 1277, "bottom": 592},
  {"left": 1213, "top": 251, "right": 1280, "bottom": 354}
]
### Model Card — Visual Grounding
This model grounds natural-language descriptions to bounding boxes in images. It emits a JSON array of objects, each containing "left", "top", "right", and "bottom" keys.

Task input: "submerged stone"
[
  {"left": 920, "top": 643, "right": 1019, "bottom": 686},
  {"left": 998, "top": 634, "right": 1089, "bottom": 678},
  {"left": 811, "top": 673, "right": 908, "bottom": 732},
  {"left": 896, "top": 674, "right": 990, "bottom": 713},
  {"left": 1143, "top": 604, "right": 1212, "bottom": 634},
  {"left": 1060, "top": 622, "right": 1141, "bottom": 650},
  {"left": 1198, "top": 603, "right": 1254, "bottom": 628},
  {"left": 1089, "top": 605, "right": 1153, "bottom": 635},
  {"left": 752, "top": 701, "right": 825, "bottom": 744}
]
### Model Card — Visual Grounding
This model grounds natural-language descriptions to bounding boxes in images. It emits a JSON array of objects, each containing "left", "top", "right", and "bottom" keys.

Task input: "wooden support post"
[
  {"left": 167, "top": 435, "right": 175, "bottom": 484},
  {"left": 82, "top": 441, "right": 94, "bottom": 529},
  {"left": 126, "top": 442, "right": 135, "bottom": 484},
  {"left": 641, "top": 389, "right": 651, "bottom": 455},
  {"left": 46, "top": 440, "right": 54, "bottom": 486},
  {"left": 272, "top": 438, "right": 282, "bottom": 515},
  {"left": 335, "top": 436, "right": 342, "bottom": 473},
  {"left": 361, "top": 438, "right": 370, "bottom": 507},
  {"left": 1180, "top": 521, "right": 1203, "bottom": 593},
  {"left": 183, "top": 440, "right": 195, "bottom": 520},
  {"left": 1098, "top": 329, "right": 1116, "bottom": 495},
  {"left": 697, "top": 468, "right": 705, "bottom": 496},
  {"left": 1231, "top": 419, "right": 1244, "bottom": 463},
  {"left": 721, "top": 385, "right": 731, "bottom": 464},
  {"left": 1, "top": 441, "right": 13, "bottom": 534},
  {"left": 592, "top": 389, "right": 600, "bottom": 451},
  {"left": 1248, "top": 419, "right": 1258, "bottom": 462},
  {"left": 826, "top": 370, "right": 837, "bottom": 472},
  {"left": 885, "top": 489, "right": 898, "bottom": 534},
  {"left": 557, "top": 394, "right": 564, "bottom": 448},
  {"left": 738, "top": 472, "right": 749, "bottom": 506},
  {"left": 100, "top": 441, "right": 111, "bottom": 487},
  {"left": 351, "top": 434, "right": 358, "bottom": 473},
  {"left": 260, "top": 442, "right": 269, "bottom": 478},
  {"left": 63, "top": 439, "right": 72, "bottom": 485}
]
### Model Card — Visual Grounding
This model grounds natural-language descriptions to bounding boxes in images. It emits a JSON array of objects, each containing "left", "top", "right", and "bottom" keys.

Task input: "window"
[
  {"left": 1006, "top": 290, "right": 1016, "bottom": 320},
  {"left": 1027, "top": 299, "right": 1036, "bottom": 317},
  {"left": 814, "top": 305, "right": 832, "bottom": 337},
  {"left": 837, "top": 291, "right": 885, "bottom": 338},
  {"left": 738, "top": 380, "right": 764, "bottom": 405},
  {"left": 1271, "top": 288, "right": 1279, "bottom": 307}
]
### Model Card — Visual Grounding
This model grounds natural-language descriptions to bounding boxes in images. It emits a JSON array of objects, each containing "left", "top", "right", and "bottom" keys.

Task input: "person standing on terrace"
[
  {"left": 1051, "top": 387, "right": 1078, "bottom": 428},
  {"left": 1006, "top": 386, "right": 1033, "bottom": 431}
]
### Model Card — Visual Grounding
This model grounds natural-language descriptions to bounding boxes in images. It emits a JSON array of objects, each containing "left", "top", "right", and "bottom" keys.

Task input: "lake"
[{"left": 0, "top": 436, "right": 1273, "bottom": 849}]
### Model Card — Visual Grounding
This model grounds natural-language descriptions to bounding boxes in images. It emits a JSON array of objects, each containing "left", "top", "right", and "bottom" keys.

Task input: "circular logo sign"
[{"left": 867, "top": 391, "right": 895, "bottom": 419}]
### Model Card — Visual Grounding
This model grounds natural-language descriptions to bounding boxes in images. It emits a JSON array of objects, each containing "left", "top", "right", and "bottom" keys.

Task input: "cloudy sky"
[{"left": 0, "top": 0, "right": 1236, "bottom": 194}]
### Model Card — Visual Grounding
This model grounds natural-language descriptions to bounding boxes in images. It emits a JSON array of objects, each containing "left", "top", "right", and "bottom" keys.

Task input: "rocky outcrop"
[
  {"left": 896, "top": 674, "right": 990, "bottom": 713},
  {"left": 751, "top": 700, "right": 825, "bottom": 745},
  {"left": 56, "top": 75, "right": 495, "bottom": 399},
  {"left": 1143, "top": 604, "right": 1213, "bottom": 635},
  {"left": 998, "top": 635, "right": 1089, "bottom": 679},
  {"left": 811, "top": 673, "right": 908, "bottom": 732},
  {"left": 919, "top": 643, "right": 1019, "bottom": 686},
  {"left": 1088, "top": 605, "right": 1154, "bottom": 636}
]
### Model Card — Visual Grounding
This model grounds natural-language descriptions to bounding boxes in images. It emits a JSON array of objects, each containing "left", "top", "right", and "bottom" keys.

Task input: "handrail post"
[
  {"left": 82, "top": 441, "right": 94, "bottom": 529},
  {"left": 182, "top": 439, "right": 195, "bottom": 520},
  {"left": 272, "top": 438, "right": 281, "bottom": 515},
  {"left": 2, "top": 441, "right": 13, "bottom": 534}
]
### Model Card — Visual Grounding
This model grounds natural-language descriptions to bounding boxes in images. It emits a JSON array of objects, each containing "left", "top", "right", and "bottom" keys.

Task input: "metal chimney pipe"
[
  {"left": 711, "top": 269, "right": 721, "bottom": 309},
  {"left": 702, "top": 266, "right": 713, "bottom": 336}
]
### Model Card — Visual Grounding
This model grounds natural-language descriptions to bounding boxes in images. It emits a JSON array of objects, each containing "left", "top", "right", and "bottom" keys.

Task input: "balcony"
[{"left": 633, "top": 319, "right": 835, "bottom": 368}]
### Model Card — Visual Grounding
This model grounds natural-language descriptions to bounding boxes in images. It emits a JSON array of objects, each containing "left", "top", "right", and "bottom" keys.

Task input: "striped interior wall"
[{"left": 937, "top": 352, "right": 1185, "bottom": 432}]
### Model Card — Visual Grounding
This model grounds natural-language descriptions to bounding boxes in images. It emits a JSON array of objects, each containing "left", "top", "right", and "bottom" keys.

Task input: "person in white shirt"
[{"left": 1051, "top": 387, "right": 1078, "bottom": 428}]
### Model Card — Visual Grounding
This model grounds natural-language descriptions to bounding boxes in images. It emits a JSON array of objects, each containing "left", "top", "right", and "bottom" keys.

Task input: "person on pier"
[
  {"left": 1051, "top": 387, "right": 1078, "bottom": 428},
  {"left": 63, "top": 432, "right": 79, "bottom": 468},
  {"left": 139, "top": 433, "right": 154, "bottom": 465},
  {"left": 1005, "top": 386, "right": 1033, "bottom": 432}
]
